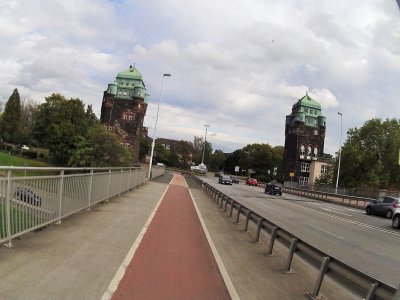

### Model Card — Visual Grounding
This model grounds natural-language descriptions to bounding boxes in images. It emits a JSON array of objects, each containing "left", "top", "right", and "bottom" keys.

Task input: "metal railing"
[
  {"left": 0, "top": 166, "right": 150, "bottom": 247},
  {"left": 188, "top": 175, "right": 396, "bottom": 300}
]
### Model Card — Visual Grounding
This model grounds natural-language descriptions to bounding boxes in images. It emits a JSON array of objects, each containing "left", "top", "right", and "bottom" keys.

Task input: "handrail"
[{"left": 187, "top": 175, "right": 396, "bottom": 300}]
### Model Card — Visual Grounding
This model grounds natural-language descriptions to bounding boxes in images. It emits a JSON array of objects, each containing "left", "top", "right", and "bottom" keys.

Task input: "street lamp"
[
  {"left": 335, "top": 112, "right": 343, "bottom": 194},
  {"left": 148, "top": 73, "right": 171, "bottom": 178},
  {"left": 201, "top": 124, "right": 210, "bottom": 166}
]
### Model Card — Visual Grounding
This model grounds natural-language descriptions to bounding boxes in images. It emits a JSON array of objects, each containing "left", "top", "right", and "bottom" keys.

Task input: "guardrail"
[
  {"left": 0, "top": 166, "right": 148, "bottom": 247},
  {"left": 187, "top": 175, "right": 396, "bottom": 300},
  {"left": 283, "top": 187, "right": 372, "bottom": 209}
]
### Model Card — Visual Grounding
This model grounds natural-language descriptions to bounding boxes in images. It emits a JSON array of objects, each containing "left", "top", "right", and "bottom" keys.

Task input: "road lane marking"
[
  {"left": 319, "top": 207, "right": 353, "bottom": 216},
  {"left": 287, "top": 202, "right": 400, "bottom": 236}
]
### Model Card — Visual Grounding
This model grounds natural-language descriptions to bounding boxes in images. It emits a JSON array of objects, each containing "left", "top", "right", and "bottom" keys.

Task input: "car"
[
  {"left": 265, "top": 182, "right": 282, "bottom": 195},
  {"left": 219, "top": 175, "right": 232, "bottom": 185},
  {"left": 366, "top": 196, "right": 399, "bottom": 219},
  {"left": 392, "top": 208, "right": 400, "bottom": 228},
  {"left": 246, "top": 178, "right": 258, "bottom": 186},
  {"left": 14, "top": 187, "right": 42, "bottom": 206},
  {"left": 214, "top": 171, "right": 224, "bottom": 177},
  {"left": 230, "top": 176, "right": 239, "bottom": 184},
  {"left": 21, "top": 145, "right": 30, "bottom": 150}
]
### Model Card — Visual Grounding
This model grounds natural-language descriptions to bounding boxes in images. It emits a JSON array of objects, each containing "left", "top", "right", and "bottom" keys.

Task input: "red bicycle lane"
[{"left": 111, "top": 174, "right": 231, "bottom": 300}]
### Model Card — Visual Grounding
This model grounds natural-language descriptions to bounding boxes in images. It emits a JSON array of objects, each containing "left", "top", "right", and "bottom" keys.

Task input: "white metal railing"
[{"left": 0, "top": 166, "right": 148, "bottom": 247}]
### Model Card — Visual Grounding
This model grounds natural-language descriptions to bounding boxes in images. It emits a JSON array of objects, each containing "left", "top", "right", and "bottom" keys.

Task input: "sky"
[{"left": 0, "top": 0, "right": 399, "bottom": 155}]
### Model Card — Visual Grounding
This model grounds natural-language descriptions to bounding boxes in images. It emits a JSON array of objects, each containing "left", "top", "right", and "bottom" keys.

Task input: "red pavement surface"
[{"left": 112, "top": 174, "right": 231, "bottom": 300}]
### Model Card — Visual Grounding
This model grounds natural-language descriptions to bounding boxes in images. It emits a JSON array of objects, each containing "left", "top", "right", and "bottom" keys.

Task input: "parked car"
[
  {"left": 219, "top": 175, "right": 233, "bottom": 185},
  {"left": 366, "top": 196, "right": 399, "bottom": 219},
  {"left": 230, "top": 176, "right": 239, "bottom": 184},
  {"left": 246, "top": 178, "right": 258, "bottom": 186},
  {"left": 14, "top": 187, "right": 42, "bottom": 206},
  {"left": 265, "top": 182, "right": 282, "bottom": 195},
  {"left": 392, "top": 208, "right": 400, "bottom": 229},
  {"left": 21, "top": 145, "right": 30, "bottom": 150}
]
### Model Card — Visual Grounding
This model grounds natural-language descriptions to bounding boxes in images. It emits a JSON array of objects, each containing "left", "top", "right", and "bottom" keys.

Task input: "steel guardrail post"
[
  {"left": 365, "top": 282, "right": 379, "bottom": 300},
  {"left": 5, "top": 170, "right": 12, "bottom": 248},
  {"left": 229, "top": 200, "right": 235, "bottom": 217},
  {"left": 57, "top": 170, "right": 65, "bottom": 225},
  {"left": 220, "top": 195, "right": 224, "bottom": 208},
  {"left": 253, "top": 218, "right": 264, "bottom": 243},
  {"left": 87, "top": 170, "right": 94, "bottom": 211},
  {"left": 223, "top": 198, "right": 229, "bottom": 212},
  {"left": 234, "top": 205, "right": 242, "bottom": 224},
  {"left": 243, "top": 210, "right": 251, "bottom": 232},
  {"left": 309, "top": 256, "right": 331, "bottom": 298},
  {"left": 283, "top": 238, "right": 299, "bottom": 273},
  {"left": 265, "top": 226, "right": 278, "bottom": 256}
]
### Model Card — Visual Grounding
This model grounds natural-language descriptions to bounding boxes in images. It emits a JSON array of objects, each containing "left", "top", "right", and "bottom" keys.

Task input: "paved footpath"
[{"left": 111, "top": 174, "right": 231, "bottom": 300}]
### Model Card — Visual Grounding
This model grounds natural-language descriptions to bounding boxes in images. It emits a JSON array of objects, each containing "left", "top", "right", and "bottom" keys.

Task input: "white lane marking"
[
  {"left": 287, "top": 201, "right": 400, "bottom": 236},
  {"left": 188, "top": 187, "right": 240, "bottom": 300},
  {"left": 319, "top": 207, "right": 353, "bottom": 216},
  {"left": 319, "top": 229, "right": 344, "bottom": 240},
  {"left": 101, "top": 175, "right": 173, "bottom": 300}
]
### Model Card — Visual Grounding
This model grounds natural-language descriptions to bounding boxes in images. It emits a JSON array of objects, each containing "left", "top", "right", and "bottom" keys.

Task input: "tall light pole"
[
  {"left": 335, "top": 112, "right": 343, "bottom": 194},
  {"left": 148, "top": 73, "right": 171, "bottom": 178},
  {"left": 201, "top": 124, "right": 210, "bottom": 166}
]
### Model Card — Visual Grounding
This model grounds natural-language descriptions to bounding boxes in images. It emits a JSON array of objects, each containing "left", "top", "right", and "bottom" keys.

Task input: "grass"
[
  {"left": 0, "top": 151, "right": 55, "bottom": 176},
  {"left": 0, "top": 203, "right": 42, "bottom": 239}
]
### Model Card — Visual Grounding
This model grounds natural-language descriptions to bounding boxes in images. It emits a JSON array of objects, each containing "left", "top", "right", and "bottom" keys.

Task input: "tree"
[
  {"left": 20, "top": 98, "right": 39, "bottom": 146},
  {"left": 175, "top": 140, "right": 195, "bottom": 168},
  {"left": 33, "top": 93, "right": 97, "bottom": 165},
  {"left": 193, "top": 136, "right": 212, "bottom": 165},
  {"left": 210, "top": 150, "right": 226, "bottom": 171},
  {"left": 338, "top": 118, "right": 400, "bottom": 189},
  {"left": 69, "top": 124, "right": 132, "bottom": 167},
  {"left": 0, "top": 89, "right": 22, "bottom": 143}
]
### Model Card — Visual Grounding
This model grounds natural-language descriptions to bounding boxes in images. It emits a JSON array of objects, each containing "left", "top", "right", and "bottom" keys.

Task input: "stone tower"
[
  {"left": 100, "top": 65, "right": 149, "bottom": 163},
  {"left": 282, "top": 93, "right": 326, "bottom": 186}
]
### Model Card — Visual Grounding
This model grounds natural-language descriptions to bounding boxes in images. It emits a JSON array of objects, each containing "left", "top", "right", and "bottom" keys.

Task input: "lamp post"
[
  {"left": 335, "top": 112, "right": 343, "bottom": 194},
  {"left": 148, "top": 73, "right": 171, "bottom": 179},
  {"left": 201, "top": 124, "right": 210, "bottom": 166}
]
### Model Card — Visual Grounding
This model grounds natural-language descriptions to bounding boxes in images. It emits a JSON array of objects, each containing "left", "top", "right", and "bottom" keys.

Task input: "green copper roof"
[
  {"left": 293, "top": 93, "right": 321, "bottom": 110},
  {"left": 116, "top": 66, "right": 143, "bottom": 80},
  {"left": 106, "top": 65, "right": 149, "bottom": 103}
]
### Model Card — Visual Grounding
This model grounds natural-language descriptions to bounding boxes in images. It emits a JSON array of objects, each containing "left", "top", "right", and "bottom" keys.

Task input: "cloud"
[{"left": 0, "top": 0, "right": 398, "bottom": 157}]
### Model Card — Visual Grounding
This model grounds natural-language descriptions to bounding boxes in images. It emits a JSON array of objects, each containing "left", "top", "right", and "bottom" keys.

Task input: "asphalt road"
[{"left": 202, "top": 176, "right": 400, "bottom": 288}]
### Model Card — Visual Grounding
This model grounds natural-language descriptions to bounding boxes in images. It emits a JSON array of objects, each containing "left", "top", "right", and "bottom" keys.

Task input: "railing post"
[
  {"left": 5, "top": 170, "right": 12, "bottom": 248},
  {"left": 229, "top": 200, "right": 235, "bottom": 217},
  {"left": 283, "top": 238, "right": 298, "bottom": 273},
  {"left": 128, "top": 168, "right": 132, "bottom": 190},
  {"left": 223, "top": 198, "right": 229, "bottom": 212},
  {"left": 234, "top": 205, "right": 242, "bottom": 224},
  {"left": 265, "top": 226, "right": 278, "bottom": 256},
  {"left": 220, "top": 195, "right": 224, "bottom": 208},
  {"left": 106, "top": 169, "right": 111, "bottom": 202},
  {"left": 57, "top": 170, "right": 65, "bottom": 224},
  {"left": 309, "top": 256, "right": 331, "bottom": 298},
  {"left": 243, "top": 210, "right": 251, "bottom": 232},
  {"left": 253, "top": 218, "right": 264, "bottom": 243},
  {"left": 365, "top": 282, "right": 379, "bottom": 300},
  {"left": 87, "top": 170, "right": 94, "bottom": 211}
]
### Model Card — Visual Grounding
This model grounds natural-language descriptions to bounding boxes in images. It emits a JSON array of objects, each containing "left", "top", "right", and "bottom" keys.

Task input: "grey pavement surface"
[{"left": 1, "top": 172, "right": 358, "bottom": 300}]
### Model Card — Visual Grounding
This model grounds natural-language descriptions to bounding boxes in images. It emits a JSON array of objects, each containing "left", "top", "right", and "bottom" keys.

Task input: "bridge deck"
[{"left": 111, "top": 174, "right": 231, "bottom": 299}]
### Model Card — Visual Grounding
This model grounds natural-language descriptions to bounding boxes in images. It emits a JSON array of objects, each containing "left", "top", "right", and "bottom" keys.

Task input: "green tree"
[
  {"left": 210, "top": 149, "right": 226, "bottom": 171},
  {"left": 20, "top": 98, "right": 39, "bottom": 146},
  {"left": 338, "top": 118, "right": 400, "bottom": 189},
  {"left": 193, "top": 136, "right": 212, "bottom": 165},
  {"left": 0, "top": 89, "right": 22, "bottom": 143},
  {"left": 175, "top": 140, "right": 195, "bottom": 168},
  {"left": 33, "top": 93, "right": 96, "bottom": 165},
  {"left": 69, "top": 124, "right": 132, "bottom": 167}
]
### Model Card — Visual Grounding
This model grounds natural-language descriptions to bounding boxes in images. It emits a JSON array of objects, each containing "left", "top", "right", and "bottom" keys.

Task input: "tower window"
[
  {"left": 299, "top": 176, "right": 309, "bottom": 186},
  {"left": 321, "top": 165, "right": 328, "bottom": 174},
  {"left": 301, "top": 162, "right": 310, "bottom": 172},
  {"left": 314, "top": 129, "right": 318, "bottom": 135},
  {"left": 300, "top": 145, "right": 305, "bottom": 156}
]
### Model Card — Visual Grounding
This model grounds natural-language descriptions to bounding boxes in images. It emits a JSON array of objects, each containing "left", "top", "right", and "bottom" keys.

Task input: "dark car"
[
  {"left": 219, "top": 175, "right": 232, "bottom": 185},
  {"left": 366, "top": 196, "right": 399, "bottom": 219},
  {"left": 265, "top": 183, "right": 282, "bottom": 195},
  {"left": 214, "top": 171, "right": 224, "bottom": 177},
  {"left": 230, "top": 176, "right": 239, "bottom": 184},
  {"left": 246, "top": 178, "right": 258, "bottom": 186},
  {"left": 14, "top": 187, "right": 42, "bottom": 206}
]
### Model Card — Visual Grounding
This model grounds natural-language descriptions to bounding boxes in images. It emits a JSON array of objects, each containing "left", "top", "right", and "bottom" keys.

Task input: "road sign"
[
  {"left": 235, "top": 166, "right": 240, "bottom": 172},
  {"left": 289, "top": 172, "right": 295, "bottom": 177}
]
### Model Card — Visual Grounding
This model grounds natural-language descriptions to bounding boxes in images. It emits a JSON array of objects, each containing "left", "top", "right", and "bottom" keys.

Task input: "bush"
[
  {"left": 10, "top": 148, "right": 20, "bottom": 155},
  {"left": 5, "top": 145, "right": 13, "bottom": 151},
  {"left": 22, "top": 150, "right": 38, "bottom": 159}
]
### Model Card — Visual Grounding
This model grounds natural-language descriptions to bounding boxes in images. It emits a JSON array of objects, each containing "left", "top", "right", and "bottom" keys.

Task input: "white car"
[{"left": 21, "top": 145, "right": 30, "bottom": 150}]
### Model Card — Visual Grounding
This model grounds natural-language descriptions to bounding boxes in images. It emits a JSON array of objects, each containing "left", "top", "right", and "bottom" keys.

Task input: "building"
[
  {"left": 100, "top": 65, "right": 149, "bottom": 162},
  {"left": 282, "top": 93, "right": 327, "bottom": 186}
]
